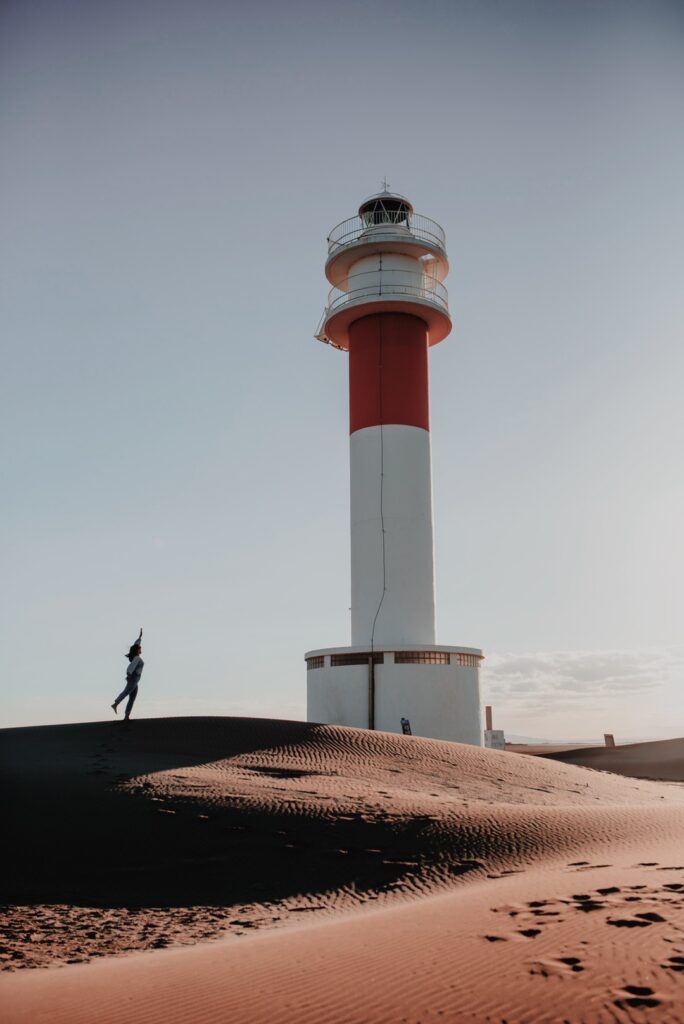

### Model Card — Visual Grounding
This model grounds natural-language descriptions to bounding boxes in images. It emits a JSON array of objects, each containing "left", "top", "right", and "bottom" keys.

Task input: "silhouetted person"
[{"left": 112, "top": 628, "right": 144, "bottom": 721}]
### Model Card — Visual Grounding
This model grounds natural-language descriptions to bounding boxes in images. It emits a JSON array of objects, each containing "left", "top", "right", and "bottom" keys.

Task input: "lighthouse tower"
[{"left": 305, "top": 189, "right": 483, "bottom": 745}]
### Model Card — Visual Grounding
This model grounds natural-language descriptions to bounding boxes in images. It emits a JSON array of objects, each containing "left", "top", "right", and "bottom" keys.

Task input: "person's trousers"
[{"left": 114, "top": 681, "right": 138, "bottom": 718}]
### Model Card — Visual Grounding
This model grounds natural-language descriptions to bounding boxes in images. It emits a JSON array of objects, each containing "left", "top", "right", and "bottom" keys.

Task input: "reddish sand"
[
  {"left": 1, "top": 717, "right": 683, "bottom": 1023},
  {"left": 538, "top": 737, "right": 684, "bottom": 782},
  {"left": 507, "top": 744, "right": 592, "bottom": 755}
]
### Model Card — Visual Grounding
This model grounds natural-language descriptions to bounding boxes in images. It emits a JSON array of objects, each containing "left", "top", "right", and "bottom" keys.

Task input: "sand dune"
[
  {"left": 539, "top": 737, "right": 684, "bottom": 782},
  {"left": 1, "top": 717, "right": 683, "bottom": 1023}
]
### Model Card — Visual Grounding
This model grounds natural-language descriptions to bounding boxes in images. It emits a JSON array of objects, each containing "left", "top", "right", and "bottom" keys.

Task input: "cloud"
[{"left": 481, "top": 646, "right": 684, "bottom": 739}]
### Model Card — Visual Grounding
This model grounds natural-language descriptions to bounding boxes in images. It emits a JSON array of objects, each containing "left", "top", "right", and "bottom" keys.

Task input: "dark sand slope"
[
  {"left": 1, "top": 718, "right": 683, "bottom": 1023},
  {"left": 540, "top": 737, "right": 684, "bottom": 781}
]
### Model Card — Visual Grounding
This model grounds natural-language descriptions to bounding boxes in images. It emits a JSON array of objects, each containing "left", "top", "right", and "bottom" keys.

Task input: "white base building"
[{"left": 306, "top": 645, "right": 483, "bottom": 744}]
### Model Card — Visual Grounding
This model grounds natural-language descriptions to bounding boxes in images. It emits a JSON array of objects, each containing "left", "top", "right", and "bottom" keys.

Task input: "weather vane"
[{"left": 381, "top": 176, "right": 390, "bottom": 192}]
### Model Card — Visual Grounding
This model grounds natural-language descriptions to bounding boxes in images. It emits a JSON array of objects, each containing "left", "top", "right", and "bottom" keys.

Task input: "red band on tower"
[{"left": 349, "top": 313, "right": 430, "bottom": 434}]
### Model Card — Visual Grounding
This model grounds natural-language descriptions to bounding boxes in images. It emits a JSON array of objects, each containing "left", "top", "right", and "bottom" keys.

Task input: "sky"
[{"left": 2, "top": 0, "right": 683, "bottom": 740}]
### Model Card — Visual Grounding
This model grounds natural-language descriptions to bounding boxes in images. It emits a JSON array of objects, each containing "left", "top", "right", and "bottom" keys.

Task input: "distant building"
[
  {"left": 484, "top": 705, "right": 506, "bottom": 750},
  {"left": 484, "top": 730, "right": 506, "bottom": 751}
]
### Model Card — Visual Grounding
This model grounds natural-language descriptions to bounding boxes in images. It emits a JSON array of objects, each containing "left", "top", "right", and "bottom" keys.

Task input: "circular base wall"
[{"left": 305, "top": 645, "right": 483, "bottom": 746}]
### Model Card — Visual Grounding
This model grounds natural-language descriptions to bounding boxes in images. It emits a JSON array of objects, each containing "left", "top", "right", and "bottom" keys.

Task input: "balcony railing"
[
  {"left": 327, "top": 213, "right": 446, "bottom": 258},
  {"left": 325, "top": 269, "right": 449, "bottom": 317}
]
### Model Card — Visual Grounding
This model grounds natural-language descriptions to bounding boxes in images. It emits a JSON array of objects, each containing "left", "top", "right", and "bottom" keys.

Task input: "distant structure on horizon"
[
  {"left": 305, "top": 188, "right": 483, "bottom": 744},
  {"left": 484, "top": 704, "right": 506, "bottom": 750}
]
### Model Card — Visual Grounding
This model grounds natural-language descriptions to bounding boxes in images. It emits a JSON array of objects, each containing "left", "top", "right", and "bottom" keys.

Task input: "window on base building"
[
  {"left": 394, "top": 651, "right": 450, "bottom": 665},
  {"left": 330, "top": 653, "right": 384, "bottom": 667}
]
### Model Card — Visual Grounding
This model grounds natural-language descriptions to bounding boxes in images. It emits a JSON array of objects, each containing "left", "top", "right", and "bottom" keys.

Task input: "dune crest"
[
  {"left": 2, "top": 717, "right": 683, "bottom": 1023},
  {"left": 540, "top": 736, "right": 684, "bottom": 781}
]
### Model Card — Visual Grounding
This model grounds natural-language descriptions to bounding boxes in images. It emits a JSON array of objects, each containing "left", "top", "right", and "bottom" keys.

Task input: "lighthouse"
[{"left": 306, "top": 189, "right": 483, "bottom": 745}]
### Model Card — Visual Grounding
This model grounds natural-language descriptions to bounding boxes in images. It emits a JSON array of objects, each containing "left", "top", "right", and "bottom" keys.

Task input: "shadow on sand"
[{"left": 1, "top": 717, "right": 452, "bottom": 910}]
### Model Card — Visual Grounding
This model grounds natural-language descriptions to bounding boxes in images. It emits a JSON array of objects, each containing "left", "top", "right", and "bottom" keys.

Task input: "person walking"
[{"left": 112, "top": 628, "right": 144, "bottom": 721}]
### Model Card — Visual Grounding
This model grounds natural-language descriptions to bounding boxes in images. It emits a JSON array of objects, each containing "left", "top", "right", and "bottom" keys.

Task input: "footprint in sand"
[
  {"left": 530, "top": 956, "right": 584, "bottom": 978},
  {"left": 614, "top": 985, "right": 661, "bottom": 1010},
  {"left": 559, "top": 956, "right": 584, "bottom": 972},
  {"left": 525, "top": 900, "right": 559, "bottom": 918},
  {"left": 607, "top": 917, "right": 653, "bottom": 928},
  {"left": 571, "top": 895, "right": 604, "bottom": 913}
]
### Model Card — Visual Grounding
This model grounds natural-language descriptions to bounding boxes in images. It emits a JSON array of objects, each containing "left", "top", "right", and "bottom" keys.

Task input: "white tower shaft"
[{"left": 351, "top": 424, "right": 436, "bottom": 646}]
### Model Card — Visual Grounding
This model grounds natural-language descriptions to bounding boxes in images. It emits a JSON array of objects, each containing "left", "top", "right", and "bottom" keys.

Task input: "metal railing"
[
  {"left": 326, "top": 269, "right": 449, "bottom": 316},
  {"left": 327, "top": 212, "right": 446, "bottom": 257}
]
